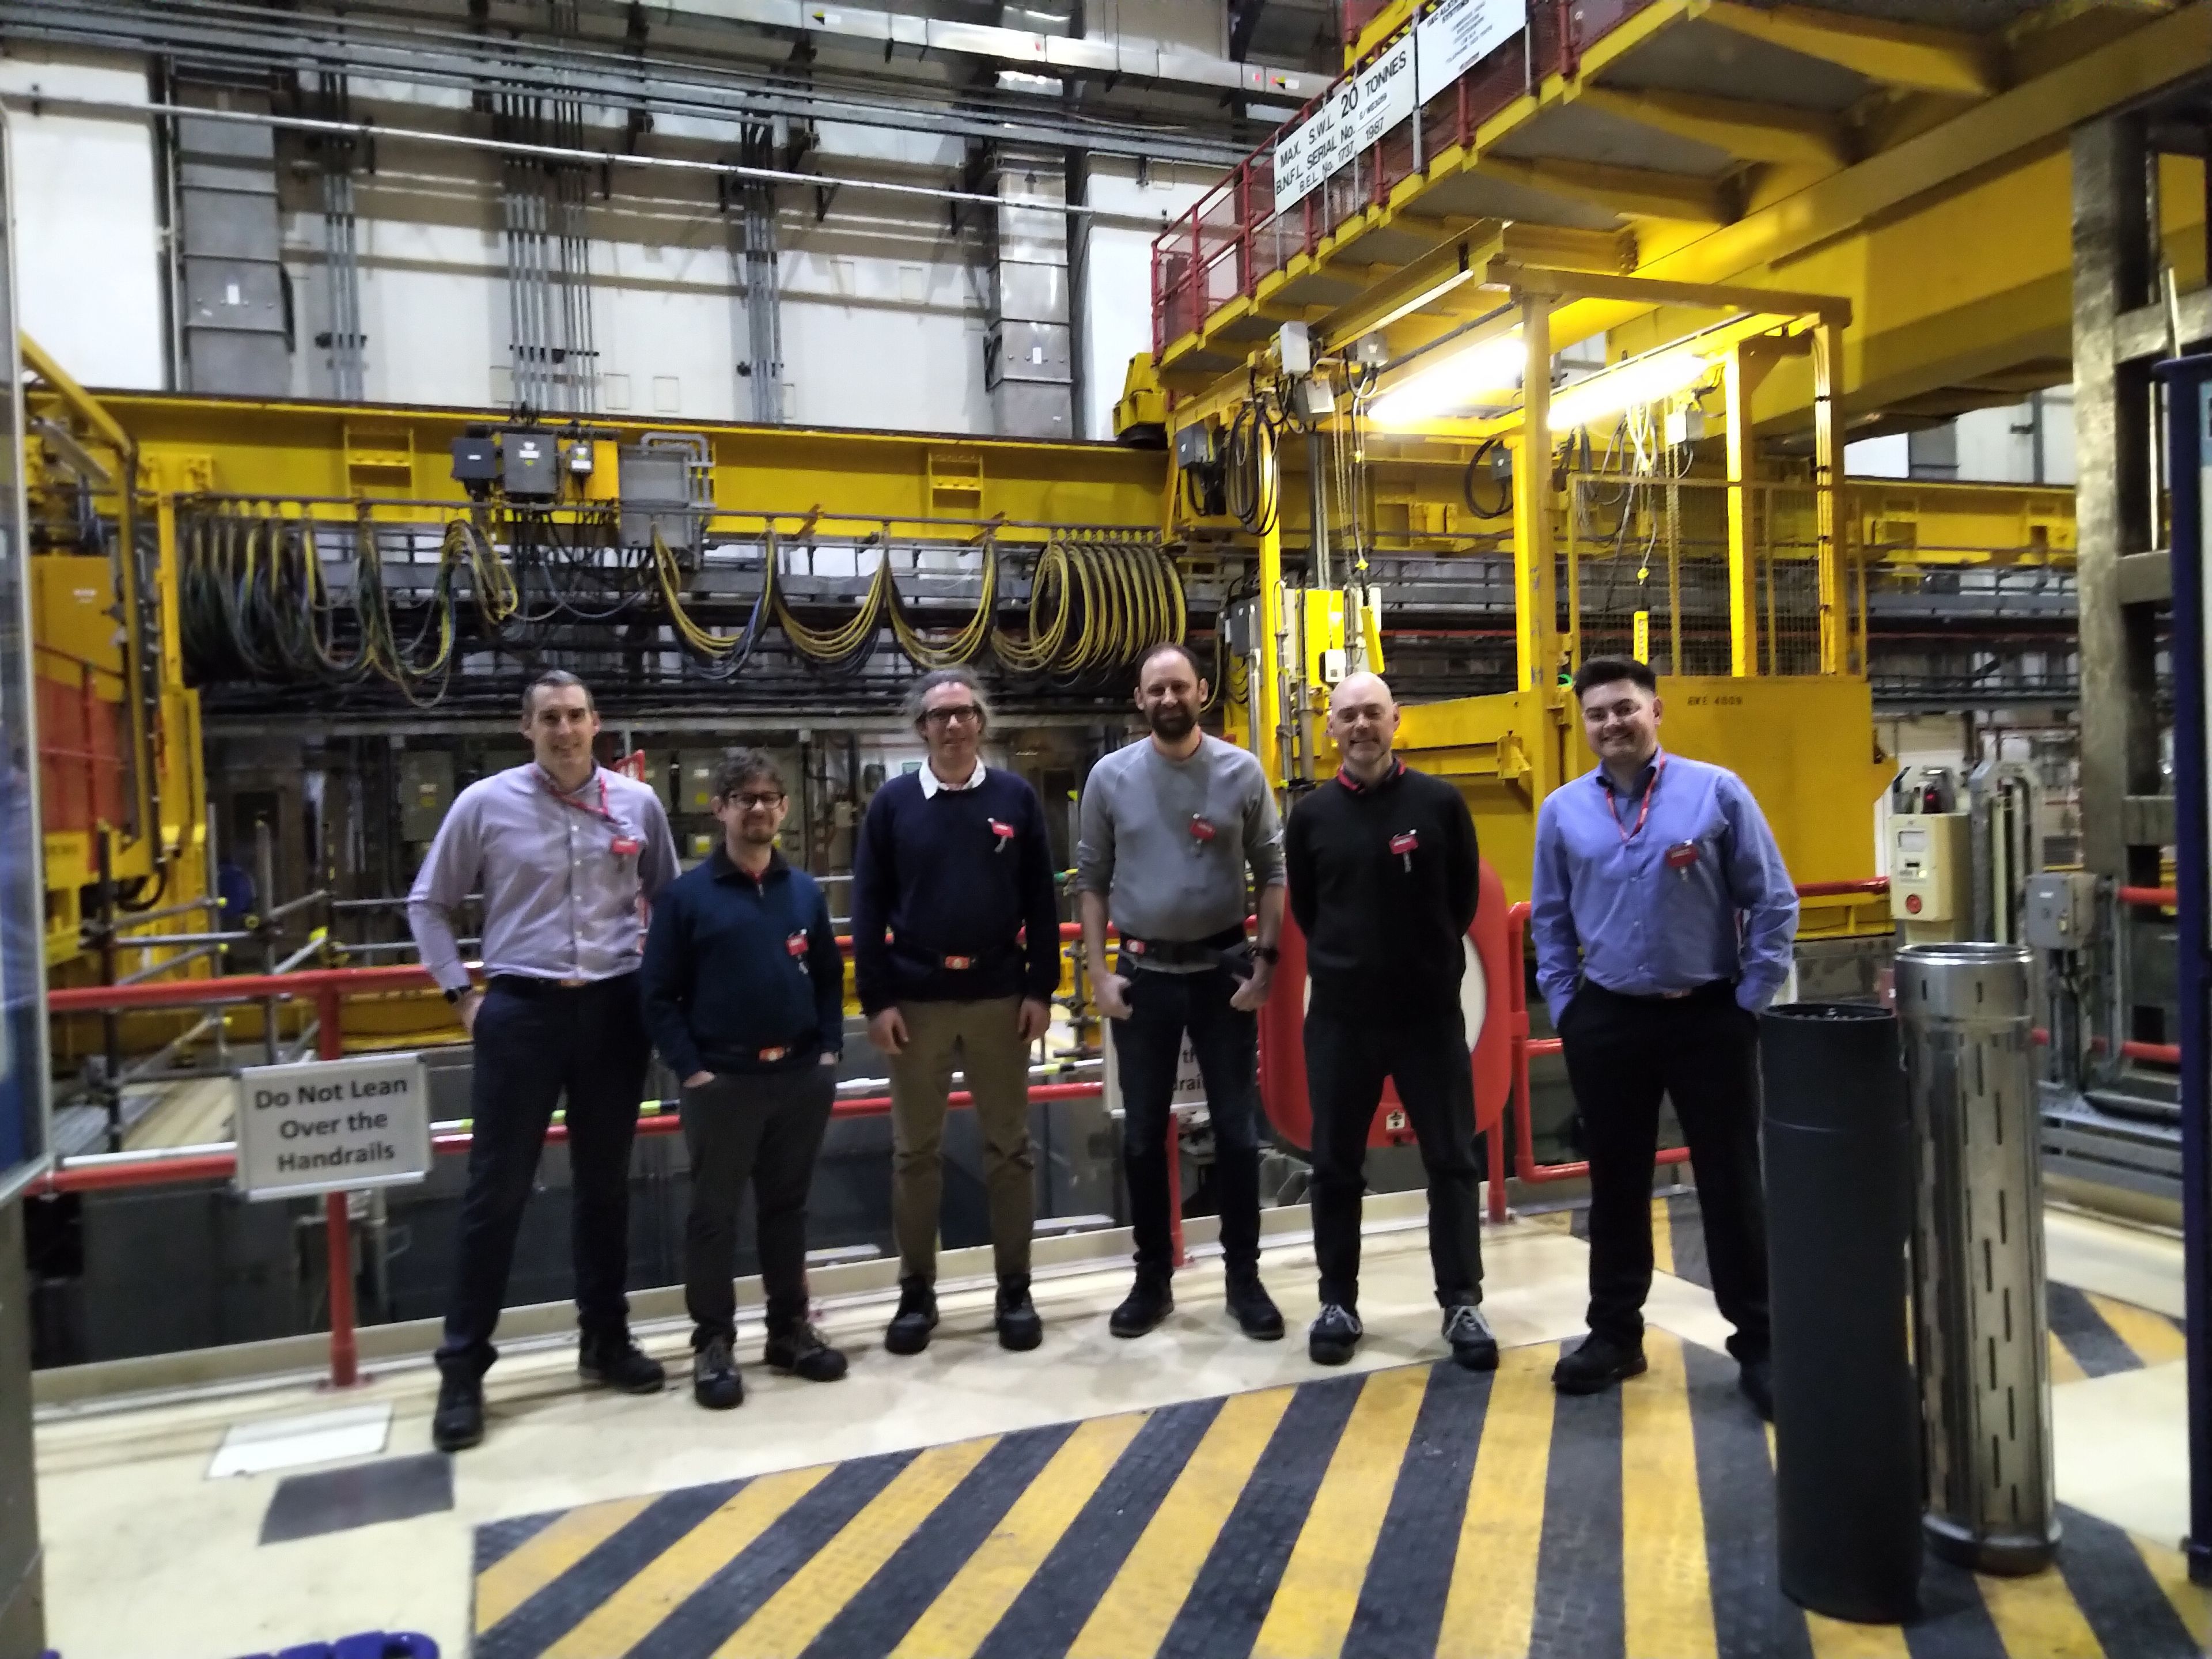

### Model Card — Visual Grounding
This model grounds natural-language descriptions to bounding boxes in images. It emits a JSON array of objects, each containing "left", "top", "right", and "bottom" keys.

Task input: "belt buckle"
[
  {"left": 1124, "top": 939, "right": 1146, "bottom": 956},
  {"left": 944, "top": 954, "right": 974, "bottom": 971},
  {"left": 559, "top": 978, "right": 588, "bottom": 990},
  {"left": 758, "top": 1046, "right": 786, "bottom": 1063}
]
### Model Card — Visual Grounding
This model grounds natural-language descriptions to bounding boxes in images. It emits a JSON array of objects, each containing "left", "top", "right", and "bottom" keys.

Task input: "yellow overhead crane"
[{"left": 1165, "top": 257, "right": 1910, "bottom": 939}]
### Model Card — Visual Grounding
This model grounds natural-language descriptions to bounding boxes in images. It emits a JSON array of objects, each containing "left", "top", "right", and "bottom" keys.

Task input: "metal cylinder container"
[
  {"left": 1763, "top": 1002, "right": 1922, "bottom": 1622},
  {"left": 1897, "top": 942, "right": 2059, "bottom": 1574}
]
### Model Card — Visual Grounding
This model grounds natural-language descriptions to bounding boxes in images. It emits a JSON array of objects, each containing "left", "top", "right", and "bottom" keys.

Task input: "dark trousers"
[
  {"left": 436, "top": 975, "right": 650, "bottom": 1380},
  {"left": 1304, "top": 1007, "right": 1486, "bottom": 1310},
  {"left": 681, "top": 1065, "right": 837, "bottom": 1347},
  {"left": 1109, "top": 964, "right": 1263, "bottom": 1278},
  {"left": 1558, "top": 980, "right": 1771, "bottom": 1362}
]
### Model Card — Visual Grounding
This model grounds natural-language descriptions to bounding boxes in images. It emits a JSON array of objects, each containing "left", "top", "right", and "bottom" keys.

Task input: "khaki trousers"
[{"left": 887, "top": 996, "right": 1035, "bottom": 1280}]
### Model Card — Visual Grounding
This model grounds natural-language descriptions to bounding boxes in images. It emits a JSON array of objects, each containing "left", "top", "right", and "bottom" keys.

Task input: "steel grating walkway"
[{"left": 469, "top": 1327, "right": 2206, "bottom": 1659}]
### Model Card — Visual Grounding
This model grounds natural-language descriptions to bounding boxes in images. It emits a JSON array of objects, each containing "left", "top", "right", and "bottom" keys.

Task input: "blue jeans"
[{"left": 1109, "top": 963, "right": 1264, "bottom": 1277}]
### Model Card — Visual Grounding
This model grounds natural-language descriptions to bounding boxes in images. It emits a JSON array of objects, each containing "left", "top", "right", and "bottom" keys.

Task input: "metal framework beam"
[
  {"left": 1574, "top": 85, "right": 1848, "bottom": 170},
  {"left": 1471, "top": 155, "right": 1732, "bottom": 225},
  {"left": 1700, "top": 1, "right": 1998, "bottom": 98}
]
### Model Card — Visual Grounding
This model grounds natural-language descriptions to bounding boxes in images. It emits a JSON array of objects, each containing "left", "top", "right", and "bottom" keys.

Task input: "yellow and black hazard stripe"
[
  {"left": 472, "top": 1335, "right": 2207, "bottom": 1659},
  {"left": 1584, "top": 1196, "right": 2187, "bottom": 1389}
]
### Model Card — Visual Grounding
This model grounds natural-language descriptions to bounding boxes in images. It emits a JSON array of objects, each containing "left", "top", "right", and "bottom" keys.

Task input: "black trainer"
[
  {"left": 692, "top": 1336, "right": 743, "bottom": 1410},
  {"left": 996, "top": 1275, "right": 1044, "bottom": 1351},
  {"left": 1308, "top": 1302, "right": 1363, "bottom": 1366},
  {"left": 1738, "top": 1354, "right": 1774, "bottom": 1421},
  {"left": 1552, "top": 1331, "right": 1647, "bottom": 1395},
  {"left": 1444, "top": 1302, "right": 1500, "bottom": 1371},
  {"left": 431, "top": 1372, "right": 484, "bottom": 1452},
  {"left": 1224, "top": 1270, "right": 1285, "bottom": 1340},
  {"left": 579, "top": 1333, "right": 667, "bottom": 1394},
  {"left": 1109, "top": 1272, "right": 1174, "bottom": 1338},
  {"left": 884, "top": 1276, "right": 938, "bottom": 1355},
  {"left": 766, "top": 1320, "right": 849, "bottom": 1382}
]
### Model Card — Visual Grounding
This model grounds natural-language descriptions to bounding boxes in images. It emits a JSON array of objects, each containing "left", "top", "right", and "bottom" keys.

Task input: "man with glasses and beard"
[
  {"left": 1077, "top": 642, "right": 1287, "bottom": 1340},
  {"left": 851, "top": 667, "right": 1062, "bottom": 1355},
  {"left": 641, "top": 749, "right": 849, "bottom": 1411}
]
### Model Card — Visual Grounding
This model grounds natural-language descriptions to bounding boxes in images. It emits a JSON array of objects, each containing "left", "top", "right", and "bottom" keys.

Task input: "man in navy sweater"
[
  {"left": 640, "top": 749, "right": 849, "bottom": 1410},
  {"left": 851, "top": 667, "right": 1062, "bottom": 1354}
]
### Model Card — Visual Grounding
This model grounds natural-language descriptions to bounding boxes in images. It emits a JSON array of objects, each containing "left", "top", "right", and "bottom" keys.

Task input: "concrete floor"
[{"left": 26, "top": 1203, "right": 2202, "bottom": 1659}]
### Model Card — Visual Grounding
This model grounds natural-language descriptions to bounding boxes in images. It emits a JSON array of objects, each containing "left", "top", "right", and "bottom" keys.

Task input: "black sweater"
[
  {"left": 1285, "top": 760, "right": 1481, "bottom": 1020},
  {"left": 638, "top": 849, "right": 844, "bottom": 1077},
  {"left": 850, "top": 767, "right": 1062, "bottom": 1014}
]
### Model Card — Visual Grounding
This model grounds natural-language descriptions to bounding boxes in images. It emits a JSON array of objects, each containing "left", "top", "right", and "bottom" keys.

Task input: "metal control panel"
[
  {"left": 1889, "top": 810, "right": 1971, "bottom": 938},
  {"left": 2023, "top": 872, "right": 2099, "bottom": 951}
]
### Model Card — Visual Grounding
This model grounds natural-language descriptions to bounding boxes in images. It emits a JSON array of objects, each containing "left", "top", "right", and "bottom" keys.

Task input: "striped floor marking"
[
  {"left": 473, "top": 1352, "right": 2202, "bottom": 1659},
  {"left": 2047, "top": 1282, "right": 2187, "bottom": 1378}
]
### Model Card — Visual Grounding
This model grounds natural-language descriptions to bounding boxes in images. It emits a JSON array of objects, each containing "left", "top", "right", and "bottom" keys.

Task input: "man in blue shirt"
[
  {"left": 1531, "top": 656, "right": 1797, "bottom": 1419},
  {"left": 640, "top": 749, "right": 849, "bottom": 1410}
]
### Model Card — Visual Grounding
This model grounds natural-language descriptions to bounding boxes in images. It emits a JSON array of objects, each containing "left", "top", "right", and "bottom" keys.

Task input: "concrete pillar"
[
  {"left": 0, "top": 1203, "right": 43, "bottom": 1658},
  {"left": 2071, "top": 116, "right": 2165, "bottom": 882}
]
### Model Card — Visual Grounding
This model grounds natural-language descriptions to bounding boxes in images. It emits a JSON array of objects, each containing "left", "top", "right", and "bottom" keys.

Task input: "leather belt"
[{"left": 490, "top": 974, "right": 617, "bottom": 997}]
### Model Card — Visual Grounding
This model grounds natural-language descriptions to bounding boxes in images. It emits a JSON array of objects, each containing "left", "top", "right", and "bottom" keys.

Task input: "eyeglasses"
[
  {"left": 722, "top": 791, "right": 786, "bottom": 809},
  {"left": 922, "top": 704, "right": 983, "bottom": 728}
]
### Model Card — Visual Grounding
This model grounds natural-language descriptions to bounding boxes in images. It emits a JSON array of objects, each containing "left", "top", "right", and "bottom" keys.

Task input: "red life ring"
[{"left": 1259, "top": 858, "right": 1514, "bottom": 1150}]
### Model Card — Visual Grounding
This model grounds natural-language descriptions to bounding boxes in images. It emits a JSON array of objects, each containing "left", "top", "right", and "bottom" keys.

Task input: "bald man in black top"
[{"left": 1286, "top": 672, "right": 1495, "bottom": 1372}]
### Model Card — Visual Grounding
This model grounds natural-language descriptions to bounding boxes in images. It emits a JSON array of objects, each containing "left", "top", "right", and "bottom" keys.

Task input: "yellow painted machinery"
[{"left": 1168, "top": 261, "right": 1904, "bottom": 935}]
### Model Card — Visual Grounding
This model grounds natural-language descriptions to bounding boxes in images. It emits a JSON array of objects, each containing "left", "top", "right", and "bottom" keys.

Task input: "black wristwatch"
[
  {"left": 443, "top": 986, "right": 467, "bottom": 1005},
  {"left": 1252, "top": 944, "right": 1281, "bottom": 965}
]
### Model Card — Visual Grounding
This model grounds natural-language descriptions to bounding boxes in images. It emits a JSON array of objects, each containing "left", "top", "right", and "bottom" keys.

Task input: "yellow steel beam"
[
  {"left": 1698, "top": 0, "right": 1998, "bottom": 97},
  {"left": 1488, "top": 260, "right": 1851, "bottom": 326},
  {"left": 1513, "top": 296, "right": 1556, "bottom": 695},
  {"left": 55, "top": 391, "right": 1169, "bottom": 540},
  {"left": 1574, "top": 85, "right": 1849, "bottom": 171},
  {"left": 1470, "top": 156, "right": 1732, "bottom": 225},
  {"left": 1812, "top": 319, "right": 1847, "bottom": 675}
]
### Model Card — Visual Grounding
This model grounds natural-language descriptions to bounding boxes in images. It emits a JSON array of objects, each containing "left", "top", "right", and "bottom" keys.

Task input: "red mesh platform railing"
[{"left": 1152, "top": 0, "right": 1661, "bottom": 359}]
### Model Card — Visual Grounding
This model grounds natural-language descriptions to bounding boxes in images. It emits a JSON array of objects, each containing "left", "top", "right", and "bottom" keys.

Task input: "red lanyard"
[
  {"left": 541, "top": 768, "right": 619, "bottom": 829},
  {"left": 1605, "top": 753, "right": 1666, "bottom": 844}
]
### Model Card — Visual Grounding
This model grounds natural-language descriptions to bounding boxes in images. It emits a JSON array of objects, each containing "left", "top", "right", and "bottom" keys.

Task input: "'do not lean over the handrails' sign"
[{"left": 234, "top": 1051, "right": 434, "bottom": 1202}]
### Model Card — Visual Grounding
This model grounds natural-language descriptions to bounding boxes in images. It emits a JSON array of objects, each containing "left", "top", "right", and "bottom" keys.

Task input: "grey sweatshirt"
[{"left": 1075, "top": 733, "right": 1285, "bottom": 963}]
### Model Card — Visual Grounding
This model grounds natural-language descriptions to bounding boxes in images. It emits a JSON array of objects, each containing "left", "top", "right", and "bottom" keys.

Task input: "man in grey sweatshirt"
[{"left": 1077, "top": 642, "right": 1287, "bottom": 1340}]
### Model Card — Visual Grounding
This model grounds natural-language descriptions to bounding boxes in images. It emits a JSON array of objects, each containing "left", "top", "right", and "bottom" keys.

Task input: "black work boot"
[
  {"left": 1443, "top": 1302, "right": 1500, "bottom": 1371},
  {"left": 1224, "top": 1268, "right": 1285, "bottom": 1340},
  {"left": 1738, "top": 1354, "right": 1774, "bottom": 1421},
  {"left": 996, "top": 1274, "right": 1044, "bottom": 1351},
  {"left": 1551, "top": 1331, "right": 1647, "bottom": 1395},
  {"left": 1109, "top": 1271, "right": 1175, "bottom": 1338},
  {"left": 432, "top": 1372, "right": 484, "bottom": 1452},
  {"left": 766, "top": 1319, "right": 850, "bottom": 1382},
  {"left": 1308, "top": 1302, "right": 1363, "bottom": 1366},
  {"left": 884, "top": 1276, "right": 938, "bottom": 1355},
  {"left": 578, "top": 1332, "right": 667, "bottom": 1393},
  {"left": 692, "top": 1336, "right": 743, "bottom": 1410}
]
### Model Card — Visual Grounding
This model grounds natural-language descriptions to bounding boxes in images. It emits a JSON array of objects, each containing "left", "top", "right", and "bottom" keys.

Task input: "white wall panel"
[
  {"left": 0, "top": 50, "right": 164, "bottom": 389},
  {"left": 1080, "top": 158, "right": 1210, "bottom": 439}
]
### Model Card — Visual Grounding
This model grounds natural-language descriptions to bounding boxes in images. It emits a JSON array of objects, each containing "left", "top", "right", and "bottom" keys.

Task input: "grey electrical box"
[
  {"left": 398, "top": 750, "right": 455, "bottom": 842},
  {"left": 1278, "top": 321, "right": 1313, "bottom": 377},
  {"left": 1175, "top": 423, "right": 1214, "bottom": 470},
  {"left": 2024, "top": 873, "right": 2099, "bottom": 951},
  {"left": 503, "top": 431, "right": 558, "bottom": 498},
  {"left": 1224, "top": 598, "right": 1260, "bottom": 658},
  {"left": 675, "top": 752, "right": 720, "bottom": 816},
  {"left": 619, "top": 450, "right": 696, "bottom": 552},
  {"left": 450, "top": 433, "right": 497, "bottom": 483},
  {"left": 638, "top": 751, "right": 675, "bottom": 812}
]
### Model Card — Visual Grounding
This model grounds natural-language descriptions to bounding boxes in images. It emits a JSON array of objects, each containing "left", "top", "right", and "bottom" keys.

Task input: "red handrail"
[{"left": 2119, "top": 885, "right": 2178, "bottom": 908}]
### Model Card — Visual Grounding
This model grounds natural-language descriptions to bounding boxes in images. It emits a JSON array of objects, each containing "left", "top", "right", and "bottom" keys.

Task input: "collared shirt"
[
  {"left": 917, "top": 759, "right": 987, "bottom": 798},
  {"left": 1529, "top": 749, "right": 1797, "bottom": 1024},
  {"left": 407, "top": 762, "right": 679, "bottom": 993}
]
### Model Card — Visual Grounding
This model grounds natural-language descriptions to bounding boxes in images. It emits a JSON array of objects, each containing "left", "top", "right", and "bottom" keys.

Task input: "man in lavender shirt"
[
  {"left": 409, "top": 669, "right": 679, "bottom": 1450},
  {"left": 1531, "top": 656, "right": 1797, "bottom": 1420}
]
